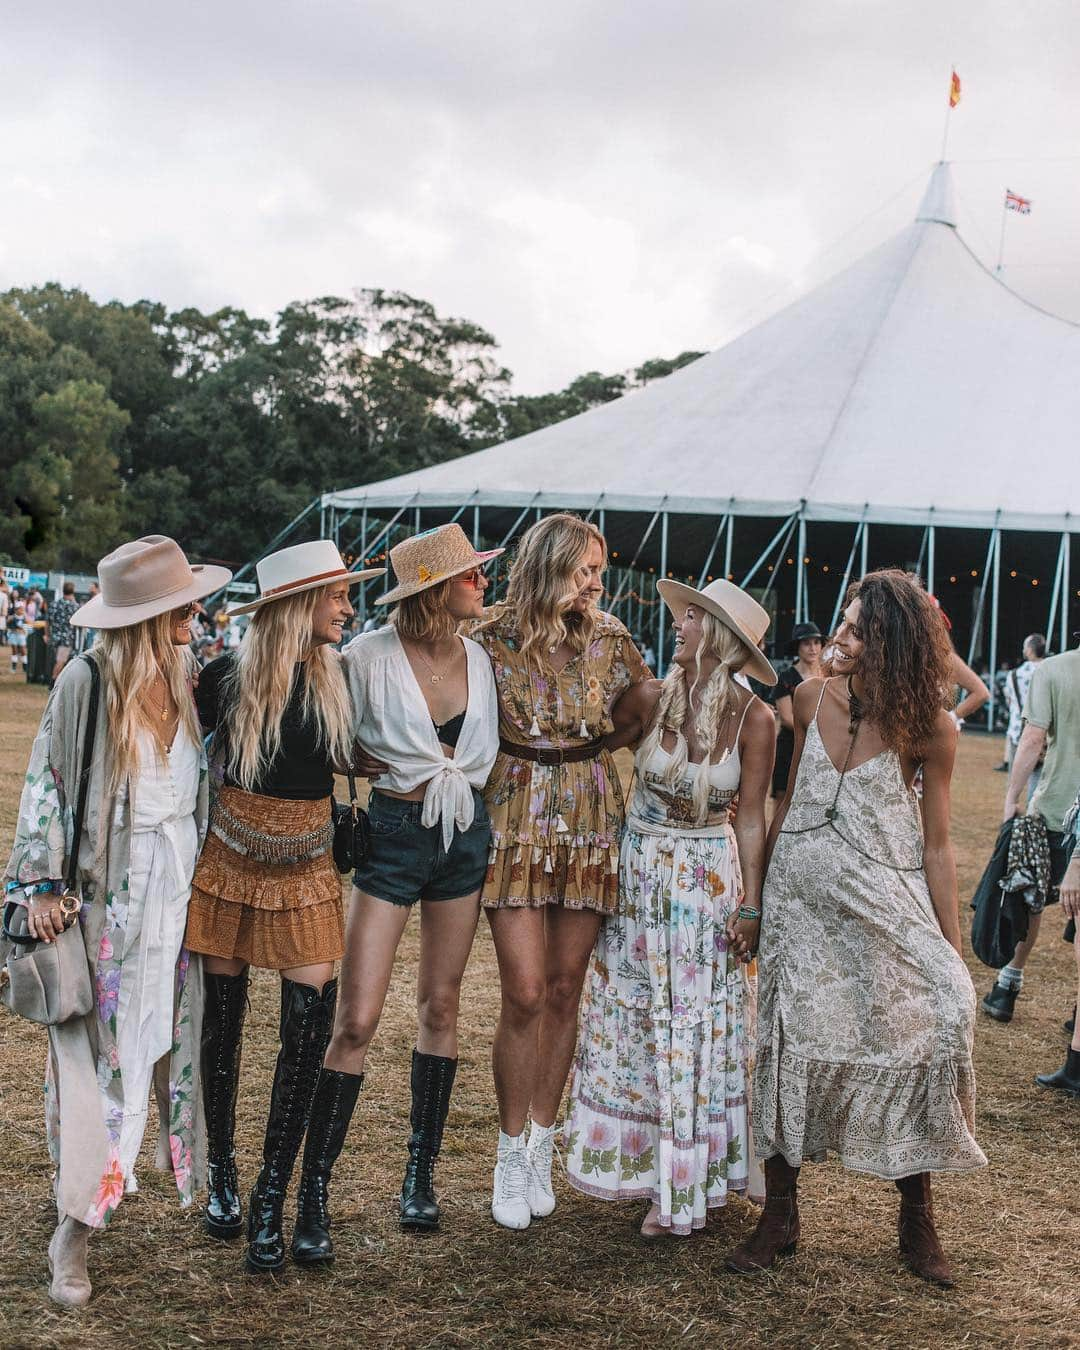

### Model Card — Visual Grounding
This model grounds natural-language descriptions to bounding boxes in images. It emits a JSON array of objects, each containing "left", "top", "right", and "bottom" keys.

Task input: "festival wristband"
[{"left": 4, "top": 880, "right": 60, "bottom": 903}]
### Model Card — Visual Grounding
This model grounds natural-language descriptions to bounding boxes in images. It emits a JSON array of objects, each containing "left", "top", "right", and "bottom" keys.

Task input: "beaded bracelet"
[{"left": 737, "top": 904, "right": 762, "bottom": 921}]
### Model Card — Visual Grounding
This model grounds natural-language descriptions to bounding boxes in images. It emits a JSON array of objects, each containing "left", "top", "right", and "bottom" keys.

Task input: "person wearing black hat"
[{"left": 771, "top": 622, "right": 824, "bottom": 798}]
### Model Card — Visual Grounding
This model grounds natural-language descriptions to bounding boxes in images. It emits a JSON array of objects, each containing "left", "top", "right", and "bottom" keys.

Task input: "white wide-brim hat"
[
  {"left": 228, "top": 539, "right": 385, "bottom": 616},
  {"left": 377, "top": 523, "right": 504, "bottom": 605},
  {"left": 72, "top": 535, "right": 233, "bottom": 630},
  {"left": 656, "top": 577, "right": 777, "bottom": 687}
]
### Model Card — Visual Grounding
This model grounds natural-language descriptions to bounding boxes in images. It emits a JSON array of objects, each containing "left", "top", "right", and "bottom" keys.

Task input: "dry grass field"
[{"left": 0, "top": 668, "right": 1076, "bottom": 1349}]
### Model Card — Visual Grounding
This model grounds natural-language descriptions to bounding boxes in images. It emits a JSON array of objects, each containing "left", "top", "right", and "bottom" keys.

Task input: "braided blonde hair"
[{"left": 638, "top": 611, "right": 751, "bottom": 825}]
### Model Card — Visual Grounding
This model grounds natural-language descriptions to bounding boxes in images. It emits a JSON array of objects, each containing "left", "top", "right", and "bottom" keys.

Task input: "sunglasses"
[
  {"left": 457, "top": 568, "right": 487, "bottom": 589},
  {"left": 173, "top": 602, "right": 199, "bottom": 619}
]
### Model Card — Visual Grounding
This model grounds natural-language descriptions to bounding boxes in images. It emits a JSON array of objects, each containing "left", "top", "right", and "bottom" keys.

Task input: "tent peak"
[{"left": 915, "top": 161, "right": 957, "bottom": 228}]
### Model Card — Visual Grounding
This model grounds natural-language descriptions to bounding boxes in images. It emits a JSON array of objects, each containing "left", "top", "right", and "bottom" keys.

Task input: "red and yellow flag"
[{"left": 948, "top": 70, "right": 961, "bottom": 108}]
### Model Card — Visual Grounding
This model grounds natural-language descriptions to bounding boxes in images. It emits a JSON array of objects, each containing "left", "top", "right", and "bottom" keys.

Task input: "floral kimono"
[{"left": 3, "top": 655, "right": 207, "bottom": 1227}]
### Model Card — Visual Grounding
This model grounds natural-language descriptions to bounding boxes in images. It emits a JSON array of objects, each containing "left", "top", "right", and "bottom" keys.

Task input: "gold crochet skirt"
[{"left": 186, "top": 787, "right": 344, "bottom": 970}]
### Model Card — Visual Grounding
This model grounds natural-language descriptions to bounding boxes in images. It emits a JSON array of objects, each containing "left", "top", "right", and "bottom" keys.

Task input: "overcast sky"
[{"left": 3, "top": 1, "right": 1079, "bottom": 393}]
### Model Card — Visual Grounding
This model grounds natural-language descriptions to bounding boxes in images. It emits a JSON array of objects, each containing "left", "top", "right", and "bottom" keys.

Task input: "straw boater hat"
[
  {"left": 72, "top": 535, "right": 233, "bottom": 630},
  {"left": 656, "top": 576, "right": 777, "bottom": 686},
  {"left": 377, "top": 523, "right": 504, "bottom": 605},
  {"left": 228, "top": 540, "right": 385, "bottom": 616}
]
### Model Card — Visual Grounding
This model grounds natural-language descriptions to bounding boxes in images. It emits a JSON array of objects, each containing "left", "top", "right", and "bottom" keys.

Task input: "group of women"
[{"left": 4, "top": 514, "right": 985, "bottom": 1309}]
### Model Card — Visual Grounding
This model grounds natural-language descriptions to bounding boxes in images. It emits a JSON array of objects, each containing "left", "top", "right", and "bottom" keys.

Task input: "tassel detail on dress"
[
  {"left": 579, "top": 718, "right": 589, "bottom": 739},
  {"left": 529, "top": 714, "right": 542, "bottom": 739}
]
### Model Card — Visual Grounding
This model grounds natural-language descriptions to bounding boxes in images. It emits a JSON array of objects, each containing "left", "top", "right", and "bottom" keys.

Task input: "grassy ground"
[{"left": 0, "top": 668, "right": 1076, "bottom": 1349}]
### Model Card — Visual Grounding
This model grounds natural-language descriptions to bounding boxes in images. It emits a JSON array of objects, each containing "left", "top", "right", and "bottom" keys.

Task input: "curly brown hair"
[{"left": 840, "top": 569, "right": 953, "bottom": 758}]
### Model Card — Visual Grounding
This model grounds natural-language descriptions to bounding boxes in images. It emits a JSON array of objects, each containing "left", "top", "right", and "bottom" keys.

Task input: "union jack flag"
[{"left": 1005, "top": 190, "right": 1032, "bottom": 214}]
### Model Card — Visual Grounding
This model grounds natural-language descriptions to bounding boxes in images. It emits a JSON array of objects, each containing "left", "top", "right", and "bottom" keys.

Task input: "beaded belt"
[{"left": 210, "top": 800, "right": 334, "bottom": 864}]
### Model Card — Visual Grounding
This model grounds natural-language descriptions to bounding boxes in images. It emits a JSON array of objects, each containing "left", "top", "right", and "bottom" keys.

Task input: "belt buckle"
[{"left": 538, "top": 746, "right": 564, "bottom": 767}]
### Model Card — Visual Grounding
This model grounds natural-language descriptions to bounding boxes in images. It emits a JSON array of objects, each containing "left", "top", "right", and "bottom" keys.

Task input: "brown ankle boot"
[
  {"left": 725, "top": 1156, "right": 800, "bottom": 1275},
  {"left": 895, "top": 1174, "right": 955, "bottom": 1288}
]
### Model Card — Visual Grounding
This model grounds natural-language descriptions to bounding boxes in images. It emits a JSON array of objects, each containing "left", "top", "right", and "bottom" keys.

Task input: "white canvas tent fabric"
[{"left": 324, "top": 165, "right": 1080, "bottom": 533}]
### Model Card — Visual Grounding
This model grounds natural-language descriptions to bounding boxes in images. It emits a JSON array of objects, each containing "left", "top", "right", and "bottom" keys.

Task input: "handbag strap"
[
  {"left": 65, "top": 653, "right": 101, "bottom": 894},
  {"left": 347, "top": 773, "right": 359, "bottom": 816}
]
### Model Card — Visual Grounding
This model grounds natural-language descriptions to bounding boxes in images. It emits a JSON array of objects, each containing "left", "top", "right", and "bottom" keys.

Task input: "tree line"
[{"left": 0, "top": 283, "right": 703, "bottom": 571}]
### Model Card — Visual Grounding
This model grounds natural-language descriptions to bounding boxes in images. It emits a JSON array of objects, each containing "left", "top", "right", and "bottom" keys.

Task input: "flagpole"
[
  {"left": 940, "top": 64, "right": 956, "bottom": 160},
  {"left": 996, "top": 194, "right": 1008, "bottom": 274}
]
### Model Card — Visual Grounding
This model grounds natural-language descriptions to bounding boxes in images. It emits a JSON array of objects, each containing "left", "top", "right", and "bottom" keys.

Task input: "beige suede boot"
[{"left": 47, "top": 1216, "right": 92, "bottom": 1308}]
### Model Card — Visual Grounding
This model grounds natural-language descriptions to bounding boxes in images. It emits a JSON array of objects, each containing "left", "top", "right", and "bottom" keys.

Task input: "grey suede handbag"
[{"left": 2, "top": 655, "right": 99, "bottom": 1025}]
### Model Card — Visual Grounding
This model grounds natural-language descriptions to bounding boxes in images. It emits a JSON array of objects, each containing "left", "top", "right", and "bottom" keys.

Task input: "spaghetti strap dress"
[
  {"left": 564, "top": 698, "right": 763, "bottom": 1234},
  {"left": 753, "top": 682, "right": 986, "bottom": 1178}
]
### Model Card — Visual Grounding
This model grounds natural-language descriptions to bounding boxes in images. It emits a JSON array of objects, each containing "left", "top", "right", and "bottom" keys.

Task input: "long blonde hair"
[
  {"left": 223, "top": 586, "right": 354, "bottom": 792},
  {"left": 638, "top": 611, "right": 750, "bottom": 825},
  {"left": 94, "top": 612, "right": 200, "bottom": 792},
  {"left": 504, "top": 513, "right": 607, "bottom": 660}
]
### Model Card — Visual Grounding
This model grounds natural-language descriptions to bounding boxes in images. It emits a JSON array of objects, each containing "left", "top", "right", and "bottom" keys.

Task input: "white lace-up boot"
[
  {"left": 526, "top": 1121, "right": 557, "bottom": 1218},
  {"left": 491, "top": 1130, "right": 531, "bottom": 1230}
]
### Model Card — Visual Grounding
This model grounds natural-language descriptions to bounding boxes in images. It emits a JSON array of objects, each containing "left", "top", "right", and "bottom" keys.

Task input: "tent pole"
[
  {"left": 358, "top": 508, "right": 368, "bottom": 623},
  {"left": 927, "top": 522, "right": 936, "bottom": 595},
  {"left": 1062, "top": 529, "right": 1072, "bottom": 653},
  {"left": 860, "top": 518, "right": 869, "bottom": 577},
  {"left": 741, "top": 512, "right": 798, "bottom": 589},
  {"left": 657, "top": 512, "right": 669, "bottom": 676},
  {"left": 724, "top": 515, "right": 735, "bottom": 580},
  {"left": 414, "top": 506, "right": 421, "bottom": 533},
  {"left": 473, "top": 505, "right": 480, "bottom": 548},
  {"left": 828, "top": 518, "right": 865, "bottom": 636},
  {"left": 915, "top": 524, "right": 929, "bottom": 579},
  {"left": 760, "top": 515, "right": 800, "bottom": 599},
  {"left": 609, "top": 508, "right": 663, "bottom": 607},
  {"left": 1046, "top": 532, "right": 1067, "bottom": 644},
  {"left": 696, "top": 514, "right": 730, "bottom": 589},
  {"left": 795, "top": 514, "right": 807, "bottom": 623},
  {"left": 989, "top": 528, "right": 1001, "bottom": 731},
  {"left": 966, "top": 528, "right": 998, "bottom": 667}
]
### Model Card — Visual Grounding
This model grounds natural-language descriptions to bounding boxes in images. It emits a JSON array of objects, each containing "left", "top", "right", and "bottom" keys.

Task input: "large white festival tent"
[{"left": 262, "top": 163, "right": 1079, "bottom": 707}]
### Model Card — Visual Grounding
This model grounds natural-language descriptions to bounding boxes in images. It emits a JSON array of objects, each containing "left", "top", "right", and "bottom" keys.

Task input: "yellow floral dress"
[{"left": 471, "top": 607, "right": 651, "bottom": 913}]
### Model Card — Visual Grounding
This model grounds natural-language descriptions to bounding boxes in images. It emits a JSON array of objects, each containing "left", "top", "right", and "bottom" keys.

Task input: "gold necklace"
[
  {"left": 143, "top": 676, "right": 174, "bottom": 724},
  {"left": 410, "top": 641, "right": 455, "bottom": 686}
]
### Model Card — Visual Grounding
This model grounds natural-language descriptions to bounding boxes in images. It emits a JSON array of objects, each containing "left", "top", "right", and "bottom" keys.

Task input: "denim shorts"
[{"left": 352, "top": 788, "right": 491, "bottom": 907}]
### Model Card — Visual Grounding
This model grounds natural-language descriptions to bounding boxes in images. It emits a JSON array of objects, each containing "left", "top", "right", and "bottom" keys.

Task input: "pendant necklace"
[
  {"left": 412, "top": 642, "right": 452, "bottom": 685},
  {"left": 144, "top": 676, "right": 172, "bottom": 724}
]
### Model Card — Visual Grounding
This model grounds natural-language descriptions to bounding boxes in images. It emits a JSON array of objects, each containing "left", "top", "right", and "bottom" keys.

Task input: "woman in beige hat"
[
  {"left": 183, "top": 539, "right": 384, "bottom": 1275},
  {"left": 563, "top": 577, "right": 776, "bottom": 1238},
  {"left": 300, "top": 524, "right": 501, "bottom": 1248},
  {"left": 469, "top": 513, "right": 652, "bottom": 1230},
  {"left": 3, "top": 535, "right": 231, "bottom": 1306}
]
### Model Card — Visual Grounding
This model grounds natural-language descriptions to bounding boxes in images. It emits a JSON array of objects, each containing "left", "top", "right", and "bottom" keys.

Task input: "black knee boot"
[
  {"left": 291, "top": 1069, "right": 364, "bottom": 1265},
  {"left": 202, "top": 971, "right": 248, "bottom": 1239},
  {"left": 399, "top": 1050, "right": 457, "bottom": 1233},
  {"left": 246, "top": 979, "right": 336, "bottom": 1275}
]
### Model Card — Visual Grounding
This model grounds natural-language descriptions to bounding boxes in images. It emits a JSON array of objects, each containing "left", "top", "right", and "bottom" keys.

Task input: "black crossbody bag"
[{"left": 332, "top": 774, "right": 370, "bottom": 873}]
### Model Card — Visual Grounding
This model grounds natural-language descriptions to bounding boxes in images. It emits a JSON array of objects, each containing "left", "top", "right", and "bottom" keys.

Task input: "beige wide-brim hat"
[
  {"left": 377, "top": 523, "right": 504, "bottom": 605},
  {"left": 656, "top": 577, "right": 778, "bottom": 686},
  {"left": 72, "top": 535, "right": 233, "bottom": 630},
  {"left": 228, "top": 540, "right": 385, "bottom": 616}
]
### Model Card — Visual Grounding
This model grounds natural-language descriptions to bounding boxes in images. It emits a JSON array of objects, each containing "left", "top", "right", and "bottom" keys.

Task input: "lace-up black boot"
[
  {"left": 291, "top": 1068, "right": 363, "bottom": 1265},
  {"left": 399, "top": 1050, "right": 458, "bottom": 1232},
  {"left": 246, "top": 979, "right": 336, "bottom": 1275},
  {"left": 202, "top": 971, "right": 248, "bottom": 1239}
]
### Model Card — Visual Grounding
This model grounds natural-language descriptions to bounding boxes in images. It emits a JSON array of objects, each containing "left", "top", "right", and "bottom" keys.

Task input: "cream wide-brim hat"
[
  {"left": 377, "top": 523, "right": 504, "bottom": 605},
  {"left": 228, "top": 540, "right": 385, "bottom": 616},
  {"left": 656, "top": 577, "right": 778, "bottom": 686},
  {"left": 72, "top": 535, "right": 233, "bottom": 630}
]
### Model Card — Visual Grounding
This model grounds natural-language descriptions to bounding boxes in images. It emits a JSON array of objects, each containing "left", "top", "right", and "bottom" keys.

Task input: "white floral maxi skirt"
[{"left": 563, "top": 826, "right": 763, "bottom": 1234}]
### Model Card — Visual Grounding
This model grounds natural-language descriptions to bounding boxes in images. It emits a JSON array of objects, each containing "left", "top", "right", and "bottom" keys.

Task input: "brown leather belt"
[{"left": 499, "top": 738, "right": 605, "bottom": 767}]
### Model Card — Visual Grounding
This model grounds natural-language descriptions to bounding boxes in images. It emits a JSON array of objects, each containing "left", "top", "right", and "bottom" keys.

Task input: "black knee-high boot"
[
  {"left": 246, "top": 979, "right": 336, "bottom": 1274},
  {"left": 291, "top": 1068, "right": 364, "bottom": 1265},
  {"left": 202, "top": 971, "right": 248, "bottom": 1239},
  {"left": 399, "top": 1050, "right": 458, "bottom": 1232}
]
